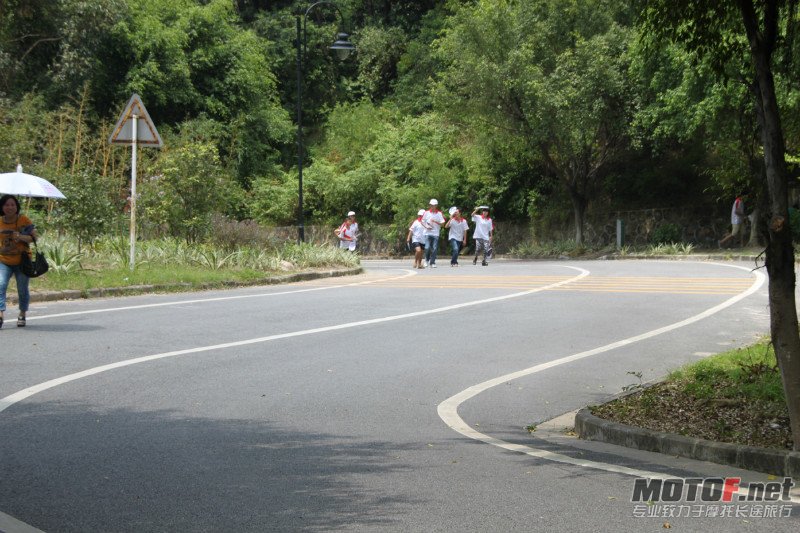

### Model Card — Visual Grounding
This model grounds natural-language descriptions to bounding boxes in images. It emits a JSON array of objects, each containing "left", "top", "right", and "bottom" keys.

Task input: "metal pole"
[
  {"left": 296, "top": 16, "right": 305, "bottom": 243},
  {"left": 295, "top": 2, "right": 351, "bottom": 244},
  {"left": 130, "top": 115, "right": 138, "bottom": 270}
]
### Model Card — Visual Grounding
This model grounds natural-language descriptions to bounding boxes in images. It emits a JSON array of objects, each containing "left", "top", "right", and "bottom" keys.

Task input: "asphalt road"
[{"left": 1, "top": 258, "right": 797, "bottom": 532}]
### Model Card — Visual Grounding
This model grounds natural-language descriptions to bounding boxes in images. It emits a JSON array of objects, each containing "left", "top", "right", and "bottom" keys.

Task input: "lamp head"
[{"left": 330, "top": 32, "right": 355, "bottom": 60}]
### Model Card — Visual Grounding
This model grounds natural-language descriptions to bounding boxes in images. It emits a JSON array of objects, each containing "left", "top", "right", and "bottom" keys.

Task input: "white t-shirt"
[
  {"left": 422, "top": 209, "right": 445, "bottom": 236},
  {"left": 472, "top": 215, "right": 493, "bottom": 240},
  {"left": 338, "top": 221, "right": 358, "bottom": 245},
  {"left": 448, "top": 218, "right": 469, "bottom": 241},
  {"left": 409, "top": 219, "right": 426, "bottom": 243},
  {"left": 731, "top": 198, "right": 745, "bottom": 225}
]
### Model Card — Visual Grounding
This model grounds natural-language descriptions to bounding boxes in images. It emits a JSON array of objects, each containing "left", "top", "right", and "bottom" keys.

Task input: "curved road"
[{"left": 0, "top": 259, "right": 796, "bottom": 532}]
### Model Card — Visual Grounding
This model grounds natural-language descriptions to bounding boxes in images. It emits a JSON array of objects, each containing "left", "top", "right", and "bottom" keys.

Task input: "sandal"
[
  {"left": 0, "top": 316, "right": 3, "bottom": 329},
  {"left": 17, "top": 316, "right": 25, "bottom": 328}
]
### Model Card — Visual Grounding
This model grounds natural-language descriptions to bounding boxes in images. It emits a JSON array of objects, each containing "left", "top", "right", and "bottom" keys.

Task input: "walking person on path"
[
  {"left": 719, "top": 194, "right": 746, "bottom": 248},
  {"left": 334, "top": 211, "right": 359, "bottom": 252},
  {"left": 406, "top": 209, "right": 427, "bottom": 269},
  {"left": 0, "top": 194, "right": 37, "bottom": 328},
  {"left": 422, "top": 199, "right": 445, "bottom": 268},
  {"left": 471, "top": 205, "right": 494, "bottom": 266},
  {"left": 445, "top": 207, "right": 469, "bottom": 267}
]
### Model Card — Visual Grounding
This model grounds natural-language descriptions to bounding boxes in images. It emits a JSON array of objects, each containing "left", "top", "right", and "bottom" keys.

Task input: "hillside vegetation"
[{"left": 1, "top": 0, "right": 798, "bottom": 242}]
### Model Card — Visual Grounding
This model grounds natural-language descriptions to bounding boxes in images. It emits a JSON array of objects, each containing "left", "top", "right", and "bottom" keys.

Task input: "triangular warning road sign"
[{"left": 109, "top": 93, "right": 163, "bottom": 147}]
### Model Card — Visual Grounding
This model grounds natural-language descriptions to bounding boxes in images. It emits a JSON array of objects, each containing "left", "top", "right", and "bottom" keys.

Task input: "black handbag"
[{"left": 20, "top": 241, "right": 49, "bottom": 278}]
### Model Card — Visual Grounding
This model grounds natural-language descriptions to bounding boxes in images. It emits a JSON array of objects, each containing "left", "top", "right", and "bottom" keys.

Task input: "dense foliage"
[{"left": 1, "top": 0, "right": 798, "bottom": 243}]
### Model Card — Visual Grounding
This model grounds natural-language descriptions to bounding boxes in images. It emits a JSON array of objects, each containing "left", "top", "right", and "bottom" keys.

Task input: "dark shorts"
[{"left": 411, "top": 242, "right": 424, "bottom": 250}]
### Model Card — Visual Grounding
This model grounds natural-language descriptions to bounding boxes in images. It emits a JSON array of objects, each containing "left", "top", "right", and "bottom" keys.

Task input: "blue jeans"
[
  {"left": 0, "top": 261, "right": 30, "bottom": 313},
  {"left": 424, "top": 235, "right": 440, "bottom": 264},
  {"left": 449, "top": 239, "right": 463, "bottom": 264}
]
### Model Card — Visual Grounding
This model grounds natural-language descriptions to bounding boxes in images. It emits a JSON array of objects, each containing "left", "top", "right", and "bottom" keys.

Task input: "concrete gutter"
[
  {"left": 597, "top": 252, "right": 762, "bottom": 262},
  {"left": 575, "top": 408, "right": 800, "bottom": 478},
  {"left": 8, "top": 266, "right": 364, "bottom": 304}
]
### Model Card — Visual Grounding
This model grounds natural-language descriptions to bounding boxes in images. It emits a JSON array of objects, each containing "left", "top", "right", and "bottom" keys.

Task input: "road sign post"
[{"left": 109, "top": 94, "right": 162, "bottom": 270}]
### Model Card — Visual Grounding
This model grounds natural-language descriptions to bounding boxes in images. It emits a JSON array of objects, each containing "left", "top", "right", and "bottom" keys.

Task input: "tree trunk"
[
  {"left": 747, "top": 207, "right": 760, "bottom": 247},
  {"left": 569, "top": 190, "right": 587, "bottom": 245},
  {"left": 746, "top": 17, "right": 800, "bottom": 450}
]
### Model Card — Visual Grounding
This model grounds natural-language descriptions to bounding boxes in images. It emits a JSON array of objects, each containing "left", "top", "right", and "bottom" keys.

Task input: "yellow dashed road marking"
[{"left": 304, "top": 275, "right": 754, "bottom": 295}]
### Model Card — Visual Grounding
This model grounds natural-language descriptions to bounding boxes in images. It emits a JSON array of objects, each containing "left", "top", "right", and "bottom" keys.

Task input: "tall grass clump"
[
  {"left": 280, "top": 242, "right": 360, "bottom": 269},
  {"left": 39, "top": 235, "right": 84, "bottom": 274},
  {"left": 510, "top": 239, "right": 591, "bottom": 258},
  {"left": 644, "top": 242, "right": 695, "bottom": 255}
]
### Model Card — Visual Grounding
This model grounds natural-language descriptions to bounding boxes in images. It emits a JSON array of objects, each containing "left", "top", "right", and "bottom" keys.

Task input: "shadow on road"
[{"left": 0, "top": 400, "right": 422, "bottom": 532}]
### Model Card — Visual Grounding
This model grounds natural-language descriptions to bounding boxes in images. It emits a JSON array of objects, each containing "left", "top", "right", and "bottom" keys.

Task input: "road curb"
[
  {"left": 575, "top": 408, "right": 800, "bottom": 477},
  {"left": 598, "top": 253, "right": 761, "bottom": 262},
  {"left": 8, "top": 266, "right": 364, "bottom": 304}
]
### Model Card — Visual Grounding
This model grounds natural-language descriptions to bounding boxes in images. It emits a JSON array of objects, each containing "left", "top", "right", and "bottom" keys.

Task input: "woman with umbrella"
[{"left": 0, "top": 194, "right": 38, "bottom": 328}]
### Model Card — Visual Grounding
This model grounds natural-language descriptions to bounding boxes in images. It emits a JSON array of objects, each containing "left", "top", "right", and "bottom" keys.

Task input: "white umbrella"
[{"left": 0, "top": 164, "right": 66, "bottom": 199}]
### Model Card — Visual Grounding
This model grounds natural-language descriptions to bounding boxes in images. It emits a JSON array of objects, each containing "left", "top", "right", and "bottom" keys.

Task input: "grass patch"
[
  {"left": 32, "top": 265, "right": 274, "bottom": 292},
  {"left": 510, "top": 240, "right": 605, "bottom": 258},
  {"left": 13, "top": 237, "right": 360, "bottom": 293},
  {"left": 591, "top": 340, "right": 793, "bottom": 450},
  {"left": 667, "top": 344, "right": 785, "bottom": 403},
  {"left": 617, "top": 242, "right": 696, "bottom": 256}
]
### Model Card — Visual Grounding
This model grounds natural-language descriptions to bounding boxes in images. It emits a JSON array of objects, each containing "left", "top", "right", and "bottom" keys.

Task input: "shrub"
[
  {"left": 510, "top": 239, "right": 591, "bottom": 257},
  {"left": 651, "top": 223, "right": 682, "bottom": 245}
]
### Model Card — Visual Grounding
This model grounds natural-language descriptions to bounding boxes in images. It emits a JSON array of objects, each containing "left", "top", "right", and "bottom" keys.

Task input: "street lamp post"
[{"left": 296, "top": 1, "right": 355, "bottom": 243}]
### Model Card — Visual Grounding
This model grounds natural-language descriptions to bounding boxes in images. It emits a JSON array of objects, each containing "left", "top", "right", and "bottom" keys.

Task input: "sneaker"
[
  {"left": 423, "top": 260, "right": 428, "bottom": 267},
  {"left": 482, "top": 261, "right": 488, "bottom": 266},
  {"left": 473, "top": 257, "right": 477, "bottom": 265},
  {"left": 431, "top": 264, "right": 437, "bottom": 268},
  {"left": 17, "top": 316, "right": 26, "bottom": 327}
]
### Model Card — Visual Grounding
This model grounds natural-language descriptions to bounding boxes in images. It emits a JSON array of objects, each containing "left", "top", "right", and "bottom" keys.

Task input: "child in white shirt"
[
  {"left": 445, "top": 207, "right": 469, "bottom": 266},
  {"left": 471, "top": 206, "right": 493, "bottom": 266},
  {"left": 406, "top": 210, "right": 427, "bottom": 269}
]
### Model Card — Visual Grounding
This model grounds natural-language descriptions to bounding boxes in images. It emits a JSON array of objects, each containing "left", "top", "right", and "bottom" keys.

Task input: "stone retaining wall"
[{"left": 262, "top": 206, "right": 737, "bottom": 255}]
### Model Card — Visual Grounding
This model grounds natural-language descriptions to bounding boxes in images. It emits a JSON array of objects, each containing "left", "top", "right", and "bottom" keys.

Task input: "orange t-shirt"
[{"left": 0, "top": 214, "right": 33, "bottom": 266}]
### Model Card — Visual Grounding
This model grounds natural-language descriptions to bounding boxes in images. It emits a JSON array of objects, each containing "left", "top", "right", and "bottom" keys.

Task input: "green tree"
[
  {"left": 435, "top": 0, "right": 636, "bottom": 243},
  {"left": 106, "top": 0, "right": 292, "bottom": 185},
  {"left": 140, "top": 139, "right": 239, "bottom": 242},
  {"left": 628, "top": 35, "right": 767, "bottom": 229},
  {"left": 0, "top": 0, "right": 124, "bottom": 100},
  {"left": 354, "top": 25, "right": 407, "bottom": 102},
  {"left": 390, "top": 6, "right": 449, "bottom": 114},
  {"left": 55, "top": 169, "right": 121, "bottom": 251},
  {"left": 0, "top": 94, "right": 49, "bottom": 172},
  {"left": 640, "top": 0, "right": 800, "bottom": 450}
]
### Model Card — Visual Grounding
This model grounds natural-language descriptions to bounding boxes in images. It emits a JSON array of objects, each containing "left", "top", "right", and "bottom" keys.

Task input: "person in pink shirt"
[{"left": 718, "top": 194, "right": 747, "bottom": 248}]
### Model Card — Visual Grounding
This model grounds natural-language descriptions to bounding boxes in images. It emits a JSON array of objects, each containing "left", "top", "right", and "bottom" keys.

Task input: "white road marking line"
[
  {"left": 0, "top": 267, "right": 589, "bottom": 415},
  {"left": 5, "top": 261, "right": 788, "bottom": 520},
  {"left": 0, "top": 510, "right": 44, "bottom": 533},
  {"left": 437, "top": 264, "right": 777, "bottom": 483},
  {"left": 26, "top": 269, "right": 416, "bottom": 321}
]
